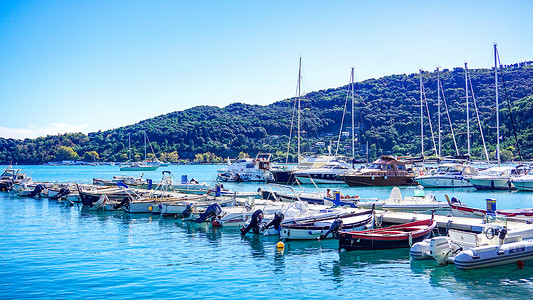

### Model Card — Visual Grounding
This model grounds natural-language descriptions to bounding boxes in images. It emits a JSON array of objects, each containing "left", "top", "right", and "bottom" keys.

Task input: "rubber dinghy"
[{"left": 338, "top": 213, "right": 436, "bottom": 251}]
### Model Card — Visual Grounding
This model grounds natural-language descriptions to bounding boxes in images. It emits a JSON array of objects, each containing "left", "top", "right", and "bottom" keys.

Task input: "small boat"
[
  {"left": 467, "top": 165, "right": 528, "bottom": 190},
  {"left": 0, "top": 166, "right": 32, "bottom": 191},
  {"left": 279, "top": 209, "right": 374, "bottom": 240},
  {"left": 217, "top": 153, "right": 273, "bottom": 182},
  {"left": 380, "top": 187, "right": 450, "bottom": 214},
  {"left": 119, "top": 161, "right": 159, "bottom": 171},
  {"left": 293, "top": 160, "right": 354, "bottom": 184},
  {"left": 512, "top": 171, "right": 533, "bottom": 191},
  {"left": 341, "top": 156, "right": 418, "bottom": 187},
  {"left": 415, "top": 163, "right": 477, "bottom": 188},
  {"left": 410, "top": 222, "right": 533, "bottom": 269},
  {"left": 447, "top": 196, "right": 533, "bottom": 218},
  {"left": 338, "top": 214, "right": 436, "bottom": 251}
]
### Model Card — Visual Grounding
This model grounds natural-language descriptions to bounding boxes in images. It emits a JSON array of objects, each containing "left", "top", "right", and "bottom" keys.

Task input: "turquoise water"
[{"left": 1, "top": 164, "right": 533, "bottom": 299}]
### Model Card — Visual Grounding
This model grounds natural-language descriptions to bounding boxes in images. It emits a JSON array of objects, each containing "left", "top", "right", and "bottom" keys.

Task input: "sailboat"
[
  {"left": 120, "top": 132, "right": 160, "bottom": 171},
  {"left": 270, "top": 58, "right": 336, "bottom": 184}
]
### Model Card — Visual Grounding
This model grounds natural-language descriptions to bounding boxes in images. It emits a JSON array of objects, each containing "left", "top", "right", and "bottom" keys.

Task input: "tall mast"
[
  {"left": 128, "top": 133, "right": 131, "bottom": 161},
  {"left": 297, "top": 56, "right": 302, "bottom": 167},
  {"left": 144, "top": 131, "right": 147, "bottom": 161},
  {"left": 420, "top": 69, "right": 424, "bottom": 157},
  {"left": 437, "top": 67, "right": 441, "bottom": 159},
  {"left": 351, "top": 67, "right": 355, "bottom": 159},
  {"left": 494, "top": 43, "right": 500, "bottom": 165},
  {"left": 465, "top": 63, "right": 470, "bottom": 157}
]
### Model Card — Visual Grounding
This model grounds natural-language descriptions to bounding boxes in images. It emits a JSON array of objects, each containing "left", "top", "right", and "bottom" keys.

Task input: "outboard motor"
[
  {"left": 240, "top": 210, "right": 264, "bottom": 235},
  {"left": 195, "top": 203, "right": 222, "bottom": 223},
  {"left": 429, "top": 236, "right": 453, "bottom": 266},
  {"left": 180, "top": 203, "right": 194, "bottom": 218},
  {"left": 113, "top": 196, "right": 131, "bottom": 210},
  {"left": 29, "top": 184, "right": 44, "bottom": 198},
  {"left": 51, "top": 187, "right": 70, "bottom": 200},
  {"left": 319, "top": 218, "right": 343, "bottom": 241},
  {"left": 265, "top": 212, "right": 284, "bottom": 231}
]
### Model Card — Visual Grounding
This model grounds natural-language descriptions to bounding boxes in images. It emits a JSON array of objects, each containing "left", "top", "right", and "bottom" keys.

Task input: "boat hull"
[
  {"left": 342, "top": 175, "right": 417, "bottom": 187},
  {"left": 468, "top": 178, "right": 516, "bottom": 190},
  {"left": 454, "top": 241, "right": 533, "bottom": 269},
  {"left": 415, "top": 176, "right": 472, "bottom": 188},
  {"left": 270, "top": 169, "right": 297, "bottom": 184},
  {"left": 339, "top": 230, "right": 432, "bottom": 251}
]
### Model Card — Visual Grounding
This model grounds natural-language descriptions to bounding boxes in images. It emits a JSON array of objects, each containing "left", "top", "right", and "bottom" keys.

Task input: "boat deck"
[{"left": 375, "top": 211, "right": 533, "bottom": 234}]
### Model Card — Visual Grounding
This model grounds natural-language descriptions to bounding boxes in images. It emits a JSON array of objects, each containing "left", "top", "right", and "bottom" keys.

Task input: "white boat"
[
  {"left": 415, "top": 164, "right": 477, "bottom": 188},
  {"left": 468, "top": 165, "right": 528, "bottom": 190},
  {"left": 293, "top": 160, "right": 354, "bottom": 184},
  {"left": 512, "top": 172, "right": 533, "bottom": 191},
  {"left": 120, "top": 161, "right": 159, "bottom": 171},
  {"left": 381, "top": 187, "right": 449, "bottom": 214},
  {"left": 278, "top": 209, "right": 374, "bottom": 240},
  {"left": 0, "top": 166, "right": 32, "bottom": 191},
  {"left": 410, "top": 222, "right": 533, "bottom": 269},
  {"left": 217, "top": 153, "right": 273, "bottom": 182}
]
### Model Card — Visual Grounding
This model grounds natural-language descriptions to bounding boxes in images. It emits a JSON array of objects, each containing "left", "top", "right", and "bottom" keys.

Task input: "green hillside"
[{"left": 1, "top": 62, "right": 533, "bottom": 164}]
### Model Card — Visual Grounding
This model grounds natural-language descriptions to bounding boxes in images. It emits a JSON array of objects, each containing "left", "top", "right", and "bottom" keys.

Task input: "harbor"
[{"left": 2, "top": 163, "right": 533, "bottom": 298}]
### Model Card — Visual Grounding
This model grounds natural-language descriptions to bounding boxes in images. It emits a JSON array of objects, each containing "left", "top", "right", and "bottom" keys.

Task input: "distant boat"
[
  {"left": 217, "top": 153, "right": 273, "bottom": 182},
  {"left": 341, "top": 156, "right": 418, "bottom": 186},
  {"left": 415, "top": 163, "right": 477, "bottom": 188},
  {"left": 120, "top": 132, "right": 160, "bottom": 171},
  {"left": 467, "top": 165, "right": 528, "bottom": 190}
]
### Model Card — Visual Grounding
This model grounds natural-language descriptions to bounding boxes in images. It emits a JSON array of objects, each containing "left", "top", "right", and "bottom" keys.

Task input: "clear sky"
[{"left": 0, "top": 0, "right": 531, "bottom": 139}]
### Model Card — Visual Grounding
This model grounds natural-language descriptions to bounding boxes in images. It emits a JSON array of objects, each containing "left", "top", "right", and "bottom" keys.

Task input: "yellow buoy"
[{"left": 276, "top": 241, "right": 285, "bottom": 249}]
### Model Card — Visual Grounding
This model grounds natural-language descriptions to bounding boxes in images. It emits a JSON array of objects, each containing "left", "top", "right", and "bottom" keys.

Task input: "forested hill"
[{"left": 2, "top": 62, "right": 533, "bottom": 164}]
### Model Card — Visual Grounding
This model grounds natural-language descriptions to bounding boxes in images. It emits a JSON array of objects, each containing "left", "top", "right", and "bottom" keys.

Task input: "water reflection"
[{"left": 410, "top": 258, "right": 533, "bottom": 298}]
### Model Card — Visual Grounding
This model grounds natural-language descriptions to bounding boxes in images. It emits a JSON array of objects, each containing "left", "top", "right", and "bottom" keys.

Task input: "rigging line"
[
  {"left": 422, "top": 81, "right": 438, "bottom": 157},
  {"left": 438, "top": 77, "right": 460, "bottom": 156},
  {"left": 335, "top": 72, "right": 352, "bottom": 157},
  {"left": 467, "top": 70, "right": 490, "bottom": 162},
  {"left": 284, "top": 59, "right": 302, "bottom": 165},
  {"left": 497, "top": 55, "right": 523, "bottom": 161}
]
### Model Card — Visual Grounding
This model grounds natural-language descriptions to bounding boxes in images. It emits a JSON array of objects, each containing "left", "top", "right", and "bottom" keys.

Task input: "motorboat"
[
  {"left": 410, "top": 217, "right": 533, "bottom": 269},
  {"left": 415, "top": 163, "right": 477, "bottom": 188},
  {"left": 338, "top": 214, "right": 436, "bottom": 251},
  {"left": 270, "top": 155, "right": 339, "bottom": 184},
  {"left": 446, "top": 196, "right": 533, "bottom": 218},
  {"left": 293, "top": 160, "right": 354, "bottom": 184},
  {"left": 341, "top": 156, "right": 418, "bottom": 186},
  {"left": 278, "top": 209, "right": 374, "bottom": 240},
  {"left": 512, "top": 168, "right": 533, "bottom": 191},
  {"left": 467, "top": 165, "right": 528, "bottom": 190},
  {"left": 217, "top": 153, "right": 273, "bottom": 182},
  {"left": 380, "top": 187, "right": 450, "bottom": 214},
  {"left": 119, "top": 161, "right": 159, "bottom": 171},
  {"left": 0, "top": 166, "right": 32, "bottom": 191}
]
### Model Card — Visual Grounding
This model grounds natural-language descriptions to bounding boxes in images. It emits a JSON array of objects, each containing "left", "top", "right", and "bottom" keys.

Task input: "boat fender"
[
  {"left": 518, "top": 261, "right": 525, "bottom": 269},
  {"left": 240, "top": 209, "right": 264, "bottom": 235},
  {"left": 318, "top": 218, "right": 343, "bottom": 241}
]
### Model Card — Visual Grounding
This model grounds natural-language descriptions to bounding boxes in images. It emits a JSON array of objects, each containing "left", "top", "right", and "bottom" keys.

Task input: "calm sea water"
[{"left": 1, "top": 164, "right": 533, "bottom": 299}]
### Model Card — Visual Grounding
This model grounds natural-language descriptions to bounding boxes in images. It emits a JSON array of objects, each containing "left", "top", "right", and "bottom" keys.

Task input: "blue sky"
[{"left": 0, "top": 0, "right": 531, "bottom": 139}]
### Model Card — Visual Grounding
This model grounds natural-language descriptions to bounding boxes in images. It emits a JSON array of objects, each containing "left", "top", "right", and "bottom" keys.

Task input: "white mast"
[
  {"left": 128, "top": 133, "right": 131, "bottom": 161},
  {"left": 420, "top": 69, "right": 424, "bottom": 157},
  {"left": 437, "top": 67, "right": 441, "bottom": 159},
  {"left": 144, "top": 131, "right": 147, "bottom": 161},
  {"left": 297, "top": 56, "right": 302, "bottom": 168},
  {"left": 465, "top": 62, "right": 470, "bottom": 157},
  {"left": 351, "top": 67, "right": 355, "bottom": 159},
  {"left": 494, "top": 43, "right": 500, "bottom": 165}
]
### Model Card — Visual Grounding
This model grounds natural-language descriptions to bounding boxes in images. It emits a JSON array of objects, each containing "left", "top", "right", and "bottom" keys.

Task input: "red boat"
[
  {"left": 446, "top": 195, "right": 533, "bottom": 218},
  {"left": 338, "top": 215, "right": 436, "bottom": 251}
]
